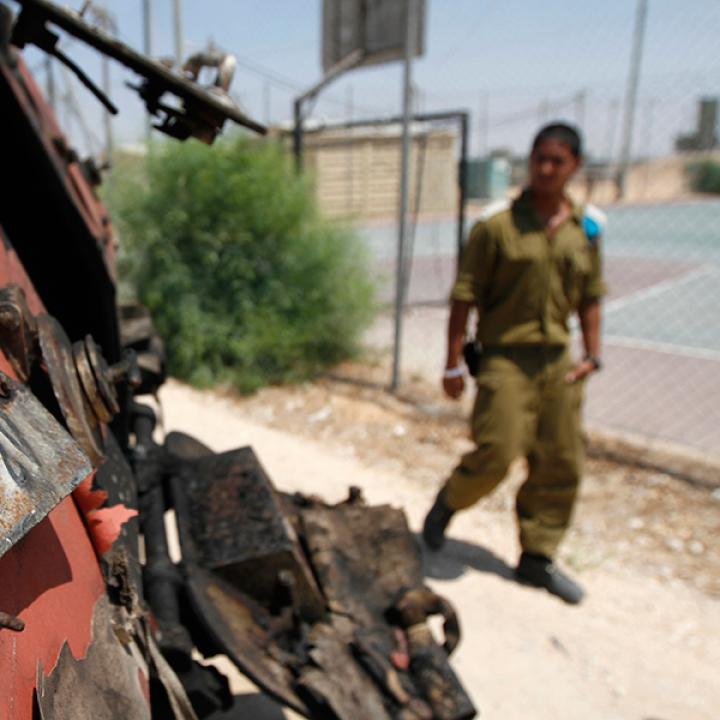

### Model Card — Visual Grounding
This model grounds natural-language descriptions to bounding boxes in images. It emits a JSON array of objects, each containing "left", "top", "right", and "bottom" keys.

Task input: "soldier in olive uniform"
[{"left": 423, "top": 123, "right": 606, "bottom": 604}]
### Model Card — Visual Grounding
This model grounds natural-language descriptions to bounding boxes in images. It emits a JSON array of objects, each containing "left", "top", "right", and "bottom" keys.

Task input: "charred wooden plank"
[
  {"left": 299, "top": 499, "right": 422, "bottom": 628},
  {"left": 299, "top": 495, "right": 477, "bottom": 720}
]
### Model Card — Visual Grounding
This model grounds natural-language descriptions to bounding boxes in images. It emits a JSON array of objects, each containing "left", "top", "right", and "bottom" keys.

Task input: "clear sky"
[{"left": 9, "top": 0, "right": 720, "bottom": 160}]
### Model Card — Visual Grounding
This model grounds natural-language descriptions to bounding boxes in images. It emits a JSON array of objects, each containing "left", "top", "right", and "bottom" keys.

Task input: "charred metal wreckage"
[{"left": 0, "top": 1, "right": 476, "bottom": 718}]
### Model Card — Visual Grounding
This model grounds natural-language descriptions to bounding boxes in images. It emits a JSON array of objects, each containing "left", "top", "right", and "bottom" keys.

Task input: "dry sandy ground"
[{"left": 156, "top": 359, "right": 719, "bottom": 720}]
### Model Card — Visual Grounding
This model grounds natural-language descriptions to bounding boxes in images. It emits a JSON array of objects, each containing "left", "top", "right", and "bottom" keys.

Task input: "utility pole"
[
  {"left": 172, "top": 0, "right": 183, "bottom": 67},
  {"left": 142, "top": 0, "right": 152, "bottom": 146},
  {"left": 390, "top": 0, "right": 418, "bottom": 392},
  {"left": 616, "top": 0, "right": 648, "bottom": 199}
]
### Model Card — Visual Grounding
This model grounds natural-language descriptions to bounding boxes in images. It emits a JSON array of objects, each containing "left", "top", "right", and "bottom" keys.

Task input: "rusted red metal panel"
[
  {"left": 0, "top": 248, "right": 101, "bottom": 718},
  {"left": 0, "top": 227, "right": 140, "bottom": 719},
  {"left": 0, "top": 496, "right": 105, "bottom": 720}
]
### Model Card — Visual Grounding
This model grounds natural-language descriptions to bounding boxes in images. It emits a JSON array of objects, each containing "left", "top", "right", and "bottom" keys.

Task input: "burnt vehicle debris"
[
  {"left": 0, "top": 2, "right": 477, "bottom": 718},
  {"left": 10, "top": 0, "right": 266, "bottom": 141}
]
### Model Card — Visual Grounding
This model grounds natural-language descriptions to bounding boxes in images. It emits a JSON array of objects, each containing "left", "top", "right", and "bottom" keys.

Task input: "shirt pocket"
[
  {"left": 503, "top": 231, "right": 544, "bottom": 268},
  {"left": 495, "top": 233, "right": 546, "bottom": 311}
]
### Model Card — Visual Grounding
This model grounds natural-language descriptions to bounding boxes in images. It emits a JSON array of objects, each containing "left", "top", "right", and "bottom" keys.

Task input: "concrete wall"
[{"left": 569, "top": 150, "right": 720, "bottom": 206}]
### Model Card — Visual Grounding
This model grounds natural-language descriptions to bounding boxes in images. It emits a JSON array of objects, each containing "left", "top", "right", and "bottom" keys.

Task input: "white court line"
[
  {"left": 602, "top": 334, "right": 720, "bottom": 362},
  {"left": 603, "top": 264, "right": 716, "bottom": 314}
]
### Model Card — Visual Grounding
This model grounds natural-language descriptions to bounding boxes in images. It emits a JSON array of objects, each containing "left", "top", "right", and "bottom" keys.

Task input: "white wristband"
[{"left": 443, "top": 366, "right": 464, "bottom": 379}]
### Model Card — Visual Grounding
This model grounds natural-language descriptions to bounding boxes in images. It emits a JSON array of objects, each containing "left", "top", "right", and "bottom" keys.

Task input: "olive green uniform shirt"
[{"left": 452, "top": 190, "right": 607, "bottom": 346}]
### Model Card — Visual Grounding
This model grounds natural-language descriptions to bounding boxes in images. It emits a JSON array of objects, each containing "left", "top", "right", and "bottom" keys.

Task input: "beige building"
[{"left": 301, "top": 125, "right": 460, "bottom": 220}]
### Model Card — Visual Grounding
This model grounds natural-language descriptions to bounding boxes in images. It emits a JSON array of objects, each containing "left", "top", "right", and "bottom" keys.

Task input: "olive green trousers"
[{"left": 442, "top": 345, "right": 584, "bottom": 558}]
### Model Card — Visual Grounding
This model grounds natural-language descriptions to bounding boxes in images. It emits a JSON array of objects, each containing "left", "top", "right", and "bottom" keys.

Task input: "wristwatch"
[{"left": 584, "top": 354, "right": 602, "bottom": 371}]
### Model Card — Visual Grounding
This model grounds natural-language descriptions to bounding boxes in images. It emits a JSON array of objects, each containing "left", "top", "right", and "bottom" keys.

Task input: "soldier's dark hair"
[{"left": 531, "top": 123, "right": 583, "bottom": 158}]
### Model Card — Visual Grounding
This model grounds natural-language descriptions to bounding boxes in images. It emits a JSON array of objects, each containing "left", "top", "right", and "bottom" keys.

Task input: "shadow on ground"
[
  {"left": 419, "top": 534, "right": 517, "bottom": 583},
  {"left": 208, "top": 692, "right": 289, "bottom": 719}
]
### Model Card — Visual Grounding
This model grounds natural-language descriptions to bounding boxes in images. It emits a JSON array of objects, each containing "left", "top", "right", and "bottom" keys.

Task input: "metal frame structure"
[
  {"left": 301, "top": 109, "right": 470, "bottom": 390},
  {"left": 300, "top": 109, "right": 471, "bottom": 270}
]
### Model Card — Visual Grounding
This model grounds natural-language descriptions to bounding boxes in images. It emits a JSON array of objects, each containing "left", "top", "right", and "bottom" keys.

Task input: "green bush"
[
  {"left": 688, "top": 160, "right": 720, "bottom": 194},
  {"left": 110, "top": 136, "right": 376, "bottom": 392}
]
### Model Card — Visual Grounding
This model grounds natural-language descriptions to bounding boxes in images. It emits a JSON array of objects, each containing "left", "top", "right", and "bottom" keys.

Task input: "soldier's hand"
[
  {"left": 564, "top": 359, "right": 596, "bottom": 384},
  {"left": 443, "top": 374, "right": 465, "bottom": 399}
]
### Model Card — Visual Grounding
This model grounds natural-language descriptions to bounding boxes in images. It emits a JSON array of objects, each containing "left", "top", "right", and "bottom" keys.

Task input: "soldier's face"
[{"left": 528, "top": 139, "right": 580, "bottom": 196}]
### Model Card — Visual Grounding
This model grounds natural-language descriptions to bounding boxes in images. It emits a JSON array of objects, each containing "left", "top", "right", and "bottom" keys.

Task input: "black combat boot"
[
  {"left": 422, "top": 491, "right": 455, "bottom": 551},
  {"left": 515, "top": 552, "right": 585, "bottom": 605}
]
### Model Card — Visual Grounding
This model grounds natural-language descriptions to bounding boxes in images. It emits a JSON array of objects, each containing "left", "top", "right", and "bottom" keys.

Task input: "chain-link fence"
[
  {"left": 305, "top": 3, "right": 720, "bottom": 467},
  {"left": 38, "top": 0, "right": 718, "bottom": 466}
]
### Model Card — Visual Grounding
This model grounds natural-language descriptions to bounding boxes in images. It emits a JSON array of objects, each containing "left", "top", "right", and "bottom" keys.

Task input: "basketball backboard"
[{"left": 322, "top": 0, "right": 426, "bottom": 74}]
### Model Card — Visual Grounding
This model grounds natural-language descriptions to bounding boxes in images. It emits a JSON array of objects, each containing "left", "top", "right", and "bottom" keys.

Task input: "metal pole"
[
  {"left": 456, "top": 112, "right": 469, "bottom": 269},
  {"left": 142, "top": 0, "right": 152, "bottom": 146},
  {"left": 302, "top": 110, "right": 470, "bottom": 135},
  {"left": 390, "top": 0, "right": 418, "bottom": 392},
  {"left": 293, "top": 97, "right": 303, "bottom": 173},
  {"left": 616, "top": 0, "right": 648, "bottom": 199},
  {"left": 292, "top": 48, "right": 364, "bottom": 174},
  {"left": 172, "top": 0, "right": 183, "bottom": 67}
]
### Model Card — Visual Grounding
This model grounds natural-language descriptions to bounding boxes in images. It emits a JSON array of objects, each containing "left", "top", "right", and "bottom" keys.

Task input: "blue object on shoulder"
[{"left": 582, "top": 215, "right": 601, "bottom": 245}]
